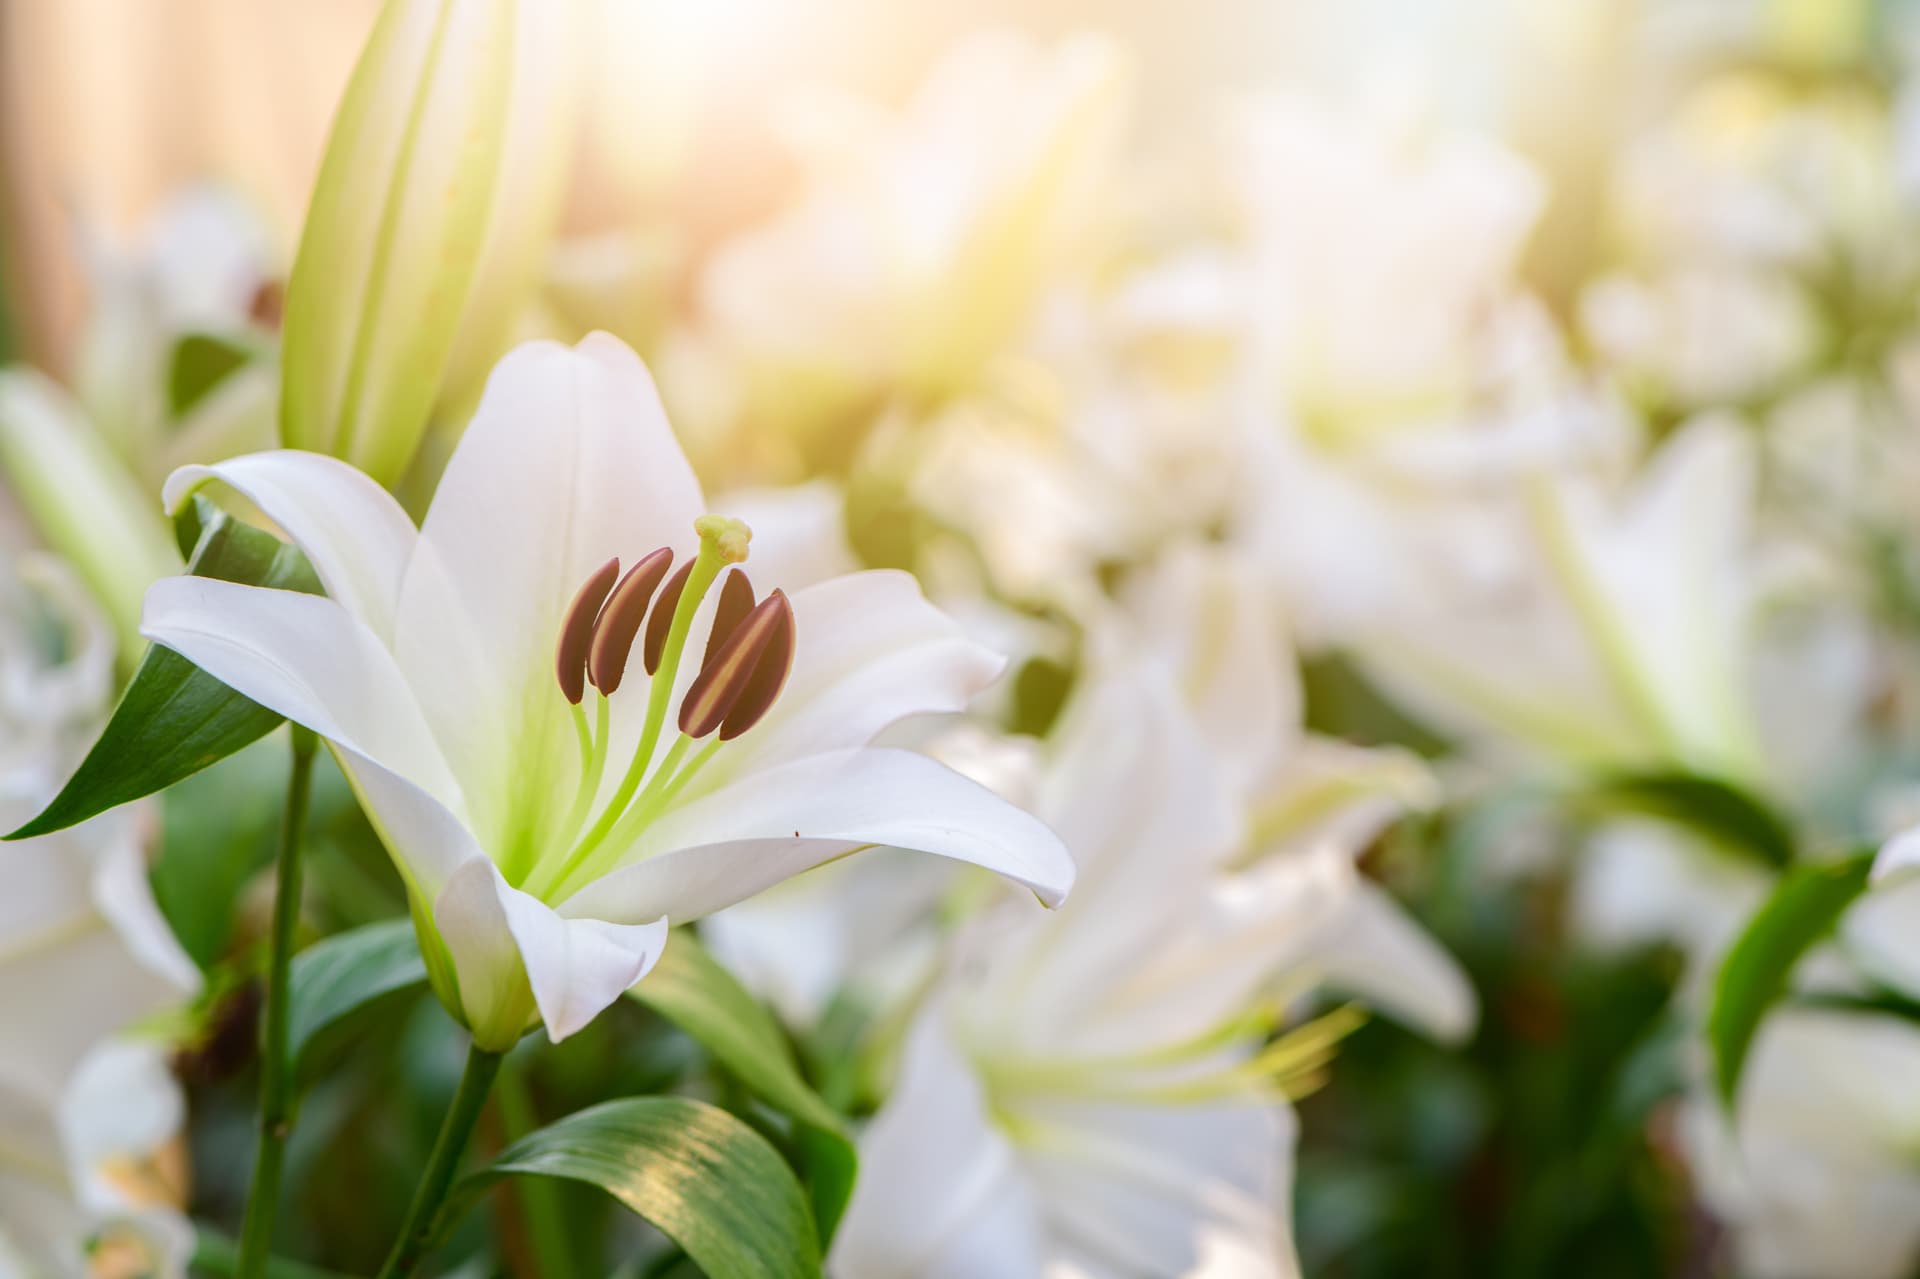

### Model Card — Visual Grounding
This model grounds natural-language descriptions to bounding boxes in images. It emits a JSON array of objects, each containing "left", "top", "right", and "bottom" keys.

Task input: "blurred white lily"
[
  {"left": 1357, "top": 416, "right": 1767, "bottom": 783},
  {"left": 0, "top": 189, "right": 283, "bottom": 656},
  {"left": 1583, "top": 71, "right": 1905, "bottom": 413},
  {"left": 1210, "top": 95, "right": 1633, "bottom": 645},
  {"left": 1682, "top": 1008, "right": 1920, "bottom": 1279},
  {"left": 700, "top": 30, "right": 1127, "bottom": 442},
  {"left": 833, "top": 675, "right": 1360, "bottom": 1279},
  {"left": 1102, "top": 544, "right": 1474, "bottom": 1042},
  {"left": 142, "top": 333, "right": 1072, "bottom": 1049},
  {"left": 0, "top": 558, "right": 198, "bottom": 1278}
]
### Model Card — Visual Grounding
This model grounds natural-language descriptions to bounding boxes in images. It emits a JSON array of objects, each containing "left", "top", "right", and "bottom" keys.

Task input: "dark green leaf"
[
  {"left": 1587, "top": 771, "right": 1796, "bottom": 868},
  {"left": 168, "top": 332, "right": 254, "bottom": 417},
  {"left": 629, "top": 933, "right": 857, "bottom": 1240},
  {"left": 1707, "top": 852, "right": 1874, "bottom": 1105},
  {"left": 287, "top": 918, "right": 428, "bottom": 1083},
  {"left": 9, "top": 502, "right": 319, "bottom": 839},
  {"left": 447, "top": 1097, "right": 821, "bottom": 1279}
]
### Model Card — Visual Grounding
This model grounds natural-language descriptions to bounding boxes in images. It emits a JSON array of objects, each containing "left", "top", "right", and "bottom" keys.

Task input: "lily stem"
[
  {"left": 237, "top": 725, "right": 319, "bottom": 1279},
  {"left": 376, "top": 1040, "right": 505, "bottom": 1279}
]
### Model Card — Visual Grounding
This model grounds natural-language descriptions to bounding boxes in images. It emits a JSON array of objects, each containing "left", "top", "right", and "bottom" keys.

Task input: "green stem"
[
  {"left": 494, "top": 1054, "right": 574, "bottom": 1277},
  {"left": 237, "top": 726, "right": 319, "bottom": 1279},
  {"left": 376, "top": 1041, "right": 505, "bottom": 1279}
]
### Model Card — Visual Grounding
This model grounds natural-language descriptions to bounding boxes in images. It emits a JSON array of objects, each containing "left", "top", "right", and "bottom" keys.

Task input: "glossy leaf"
[
  {"left": 1707, "top": 852, "right": 1873, "bottom": 1105},
  {"left": 629, "top": 932, "right": 857, "bottom": 1239},
  {"left": 7, "top": 501, "right": 319, "bottom": 839},
  {"left": 445, "top": 1097, "right": 822, "bottom": 1279},
  {"left": 287, "top": 918, "right": 429, "bottom": 1083},
  {"left": 1587, "top": 771, "right": 1796, "bottom": 869}
]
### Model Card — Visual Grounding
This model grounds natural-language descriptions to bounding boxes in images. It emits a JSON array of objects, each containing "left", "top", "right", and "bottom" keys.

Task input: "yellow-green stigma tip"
[{"left": 695, "top": 514, "right": 752, "bottom": 564}]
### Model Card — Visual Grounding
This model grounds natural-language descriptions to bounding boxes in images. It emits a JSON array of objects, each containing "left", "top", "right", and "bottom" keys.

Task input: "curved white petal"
[
  {"left": 1112, "top": 542, "right": 1302, "bottom": 800},
  {"left": 711, "top": 571, "right": 1004, "bottom": 783},
  {"left": 564, "top": 748, "right": 1075, "bottom": 924},
  {"left": 392, "top": 334, "right": 705, "bottom": 858},
  {"left": 1314, "top": 879, "right": 1477, "bottom": 1044},
  {"left": 1023, "top": 1096, "right": 1295, "bottom": 1279},
  {"left": 831, "top": 1010, "right": 1046, "bottom": 1279},
  {"left": 1874, "top": 826, "right": 1920, "bottom": 885},
  {"left": 162, "top": 451, "right": 418, "bottom": 643},
  {"left": 434, "top": 858, "right": 668, "bottom": 1048},
  {"left": 59, "top": 1040, "right": 185, "bottom": 1218},
  {"left": 141, "top": 576, "right": 475, "bottom": 896}
]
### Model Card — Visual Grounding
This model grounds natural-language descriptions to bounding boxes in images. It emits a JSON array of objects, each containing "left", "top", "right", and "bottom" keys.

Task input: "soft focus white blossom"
[{"left": 0, "top": 559, "right": 197, "bottom": 1278}]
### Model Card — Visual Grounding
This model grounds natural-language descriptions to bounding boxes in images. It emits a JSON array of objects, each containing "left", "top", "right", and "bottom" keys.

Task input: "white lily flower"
[
  {"left": 142, "top": 333, "right": 1073, "bottom": 1050},
  {"left": 1102, "top": 544, "right": 1474, "bottom": 1043},
  {"left": 1356, "top": 415, "right": 1767, "bottom": 783},
  {"left": 1681, "top": 1008, "right": 1920, "bottom": 1279},
  {"left": 0, "top": 558, "right": 197, "bottom": 1278},
  {"left": 1583, "top": 70, "right": 1906, "bottom": 412},
  {"left": 833, "top": 674, "right": 1362, "bottom": 1279},
  {"left": 1213, "top": 95, "right": 1633, "bottom": 646}
]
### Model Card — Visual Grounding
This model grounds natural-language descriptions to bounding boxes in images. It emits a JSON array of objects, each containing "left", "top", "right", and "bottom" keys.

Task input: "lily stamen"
[
  {"left": 533, "top": 516, "right": 780, "bottom": 899},
  {"left": 589, "top": 547, "right": 675, "bottom": 696}
]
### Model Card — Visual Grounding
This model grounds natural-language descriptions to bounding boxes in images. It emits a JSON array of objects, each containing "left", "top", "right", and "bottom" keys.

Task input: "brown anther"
[
  {"left": 643, "top": 561, "right": 694, "bottom": 675},
  {"left": 588, "top": 547, "right": 674, "bottom": 695},
  {"left": 703, "top": 569, "right": 756, "bottom": 665},
  {"left": 554, "top": 557, "right": 620, "bottom": 704},
  {"left": 720, "top": 591, "right": 795, "bottom": 740},
  {"left": 248, "top": 279, "right": 286, "bottom": 330},
  {"left": 679, "top": 590, "right": 795, "bottom": 739}
]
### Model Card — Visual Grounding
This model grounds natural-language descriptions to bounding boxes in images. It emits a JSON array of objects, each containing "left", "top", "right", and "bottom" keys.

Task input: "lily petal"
[
  {"left": 708, "top": 570, "right": 1004, "bottom": 783},
  {"left": 831, "top": 1010, "right": 1047, "bottom": 1279},
  {"left": 392, "top": 334, "right": 705, "bottom": 859},
  {"left": 162, "top": 450, "right": 417, "bottom": 642},
  {"left": 435, "top": 858, "right": 668, "bottom": 1048},
  {"left": 1874, "top": 827, "right": 1920, "bottom": 885},
  {"left": 141, "top": 576, "right": 475, "bottom": 896},
  {"left": 1314, "top": 879, "right": 1477, "bottom": 1044},
  {"left": 563, "top": 748, "right": 1075, "bottom": 924}
]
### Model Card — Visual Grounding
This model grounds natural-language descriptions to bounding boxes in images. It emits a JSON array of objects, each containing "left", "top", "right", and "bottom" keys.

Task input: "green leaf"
[
  {"left": 287, "top": 918, "right": 428, "bottom": 1084},
  {"left": 1707, "top": 852, "right": 1874, "bottom": 1105},
  {"left": 1587, "top": 771, "right": 1796, "bottom": 868},
  {"left": 446, "top": 1097, "right": 822, "bottom": 1279},
  {"left": 629, "top": 933, "right": 857, "bottom": 1240},
  {"left": 8, "top": 502, "right": 320, "bottom": 839},
  {"left": 167, "top": 332, "right": 255, "bottom": 416}
]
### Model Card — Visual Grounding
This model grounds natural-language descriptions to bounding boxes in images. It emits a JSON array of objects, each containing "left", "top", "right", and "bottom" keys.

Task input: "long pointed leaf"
[
  {"left": 1707, "top": 852, "right": 1874, "bottom": 1105},
  {"left": 446, "top": 1097, "right": 822, "bottom": 1279},
  {"left": 8, "top": 500, "right": 319, "bottom": 839},
  {"left": 629, "top": 932, "right": 857, "bottom": 1240}
]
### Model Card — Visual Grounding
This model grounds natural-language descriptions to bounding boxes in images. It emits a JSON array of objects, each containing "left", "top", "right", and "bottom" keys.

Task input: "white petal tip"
[
  {"left": 159, "top": 464, "right": 216, "bottom": 515},
  {"left": 1873, "top": 829, "right": 1920, "bottom": 885}
]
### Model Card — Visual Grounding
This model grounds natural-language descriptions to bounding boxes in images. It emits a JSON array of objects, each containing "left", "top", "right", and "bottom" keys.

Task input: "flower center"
[{"left": 523, "top": 515, "right": 796, "bottom": 901}]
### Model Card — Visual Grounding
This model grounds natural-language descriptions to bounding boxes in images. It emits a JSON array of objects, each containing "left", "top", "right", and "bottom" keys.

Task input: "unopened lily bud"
[{"left": 280, "top": 0, "right": 580, "bottom": 486}]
